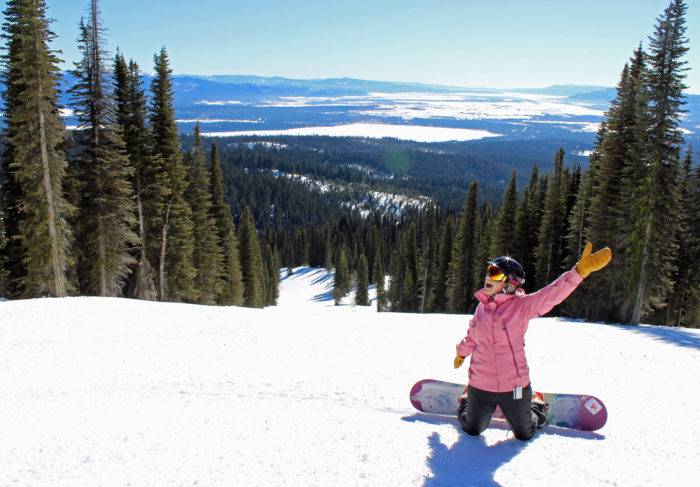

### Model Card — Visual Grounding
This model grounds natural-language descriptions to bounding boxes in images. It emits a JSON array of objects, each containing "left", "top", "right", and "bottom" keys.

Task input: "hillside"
[{"left": 0, "top": 267, "right": 697, "bottom": 485}]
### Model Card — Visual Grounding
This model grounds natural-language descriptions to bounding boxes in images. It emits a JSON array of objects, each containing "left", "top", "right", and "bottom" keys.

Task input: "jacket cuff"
[{"left": 569, "top": 266, "right": 584, "bottom": 284}]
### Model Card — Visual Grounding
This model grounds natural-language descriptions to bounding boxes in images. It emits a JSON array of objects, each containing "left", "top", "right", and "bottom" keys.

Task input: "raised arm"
[
  {"left": 520, "top": 242, "right": 612, "bottom": 320},
  {"left": 519, "top": 268, "right": 583, "bottom": 320}
]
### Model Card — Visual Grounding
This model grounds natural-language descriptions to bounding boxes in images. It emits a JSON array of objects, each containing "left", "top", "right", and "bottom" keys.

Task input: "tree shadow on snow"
[
  {"left": 402, "top": 413, "right": 604, "bottom": 487},
  {"left": 311, "top": 272, "right": 334, "bottom": 286},
  {"left": 280, "top": 267, "right": 317, "bottom": 281},
  {"left": 312, "top": 289, "right": 334, "bottom": 302},
  {"left": 608, "top": 323, "right": 700, "bottom": 351}
]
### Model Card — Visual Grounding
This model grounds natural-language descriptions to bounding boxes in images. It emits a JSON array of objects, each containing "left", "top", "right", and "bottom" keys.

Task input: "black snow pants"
[{"left": 458, "top": 384, "right": 538, "bottom": 441}]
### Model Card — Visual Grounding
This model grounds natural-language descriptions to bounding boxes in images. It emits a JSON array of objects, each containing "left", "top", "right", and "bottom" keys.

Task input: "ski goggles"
[{"left": 487, "top": 264, "right": 507, "bottom": 282}]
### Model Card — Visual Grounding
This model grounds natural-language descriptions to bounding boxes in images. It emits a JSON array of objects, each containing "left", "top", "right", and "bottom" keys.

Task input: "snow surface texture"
[{"left": 1, "top": 267, "right": 698, "bottom": 486}]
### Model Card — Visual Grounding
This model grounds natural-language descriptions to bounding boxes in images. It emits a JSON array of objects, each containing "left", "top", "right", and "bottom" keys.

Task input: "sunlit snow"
[
  {"left": 0, "top": 267, "right": 697, "bottom": 485},
  {"left": 201, "top": 123, "right": 500, "bottom": 142}
]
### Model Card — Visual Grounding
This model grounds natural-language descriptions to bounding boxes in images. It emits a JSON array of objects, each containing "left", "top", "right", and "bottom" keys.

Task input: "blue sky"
[{"left": 14, "top": 0, "right": 700, "bottom": 92}]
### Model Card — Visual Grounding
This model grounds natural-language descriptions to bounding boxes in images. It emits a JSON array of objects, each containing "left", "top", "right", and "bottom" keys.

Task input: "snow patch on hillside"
[
  {"left": 267, "top": 169, "right": 429, "bottom": 216},
  {"left": 200, "top": 123, "right": 500, "bottom": 143}
]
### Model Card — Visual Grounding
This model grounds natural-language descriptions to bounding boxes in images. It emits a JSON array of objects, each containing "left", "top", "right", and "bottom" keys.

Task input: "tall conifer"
[
  {"left": 150, "top": 47, "right": 197, "bottom": 302},
  {"left": 374, "top": 248, "right": 386, "bottom": 311},
  {"left": 187, "top": 124, "right": 223, "bottom": 304},
  {"left": 238, "top": 206, "right": 264, "bottom": 307},
  {"left": 664, "top": 150, "right": 698, "bottom": 326},
  {"left": 264, "top": 245, "right": 280, "bottom": 306},
  {"left": 70, "top": 1, "right": 136, "bottom": 296},
  {"left": 432, "top": 215, "right": 454, "bottom": 312},
  {"left": 113, "top": 54, "right": 157, "bottom": 300},
  {"left": 333, "top": 244, "right": 350, "bottom": 305},
  {"left": 209, "top": 143, "right": 243, "bottom": 305},
  {"left": 355, "top": 253, "right": 369, "bottom": 306},
  {"left": 534, "top": 149, "right": 568, "bottom": 290},
  {"left": 513, "top": 165, "right": 540, "bottom": 291},
  {"left": 448, "top": 182, "right": 478, "bottom": 313},
  {"left": 491, "top": 171, "right": 518, "bottom": 258},
  {"left": 472, "top": 204, "right": 494, "bottom": 300},
  {"left": 1, "top": 0, "right": 71, "bottom": 297},
  {"left": 419, "top": 204, "right": 437, "bottom": 312},
  {"left": 629, "top": 0, "right": 688, "bottom": 322}
]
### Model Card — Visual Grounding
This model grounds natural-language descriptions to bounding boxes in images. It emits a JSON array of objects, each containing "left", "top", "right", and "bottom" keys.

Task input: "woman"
[{"left": 453, "top": 242, "right": 611, "bottom": 440}]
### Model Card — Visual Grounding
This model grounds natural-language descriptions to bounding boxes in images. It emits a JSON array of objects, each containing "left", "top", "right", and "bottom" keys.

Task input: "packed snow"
[
  {"left": 200, "top": 123, "right": 500, "bottom": 142},
  {"left": 0, "top": 267, "right": 698, "bottom": 486}
]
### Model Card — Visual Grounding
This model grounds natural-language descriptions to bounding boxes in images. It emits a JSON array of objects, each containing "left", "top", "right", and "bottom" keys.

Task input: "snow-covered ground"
[
  {"left": 1, "top": 267, "right": 698, "bottom": 486},
  {"left": 201, "top": 123, "right": 500, "bottom": 142}
]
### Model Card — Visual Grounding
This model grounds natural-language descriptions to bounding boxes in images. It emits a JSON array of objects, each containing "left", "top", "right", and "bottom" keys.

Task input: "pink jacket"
[{"left": 457, "top": 267, "right": 583, "bottom": 393}]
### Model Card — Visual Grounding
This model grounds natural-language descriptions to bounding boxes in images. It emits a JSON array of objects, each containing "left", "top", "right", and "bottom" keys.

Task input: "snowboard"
[{"left": 410, "top": 379, "right": 607, "bottom": 432}]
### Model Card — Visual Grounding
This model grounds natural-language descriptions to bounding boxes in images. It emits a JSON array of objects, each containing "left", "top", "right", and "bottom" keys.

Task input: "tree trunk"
[
  {"left": 632, "top": 217, "right": 652, "bottom": 323},
  {"left": 98, "top": 227, "right": 107, "bottom": 296},
  {"left": 159, "top": 197, "right": 174, "bottom": 301},
  {"left": 35, "top": 45, "right": 64, "bottom": 297}
]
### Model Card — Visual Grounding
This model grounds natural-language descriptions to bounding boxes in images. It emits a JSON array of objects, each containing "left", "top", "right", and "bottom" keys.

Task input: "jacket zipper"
[
  {"left": 503, "top": 322, "right": 522, "bottom": 386},
  {"left": 490, "top": 313, "right": 499, "bottom": 390}
]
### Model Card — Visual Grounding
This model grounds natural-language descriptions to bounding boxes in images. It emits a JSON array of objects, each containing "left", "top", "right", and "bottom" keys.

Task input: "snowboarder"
[{"left": 453, "top": 242, "right": 612, "bottom": 440}]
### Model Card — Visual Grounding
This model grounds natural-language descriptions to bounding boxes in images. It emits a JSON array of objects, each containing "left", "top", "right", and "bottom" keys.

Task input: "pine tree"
[
  {"left": 561, "top": 169, "right": 595, "bottom": 318},
  {"left": 534, "top": 149, "right": 568, "bottom": 290},
  {"left": 629, "top": 0, "right": 689, "bottom": 323},
  {"left": 264, "top": 245, "right": 280, "bottom": 305},
  {"left": 432, "top": 215, "right": 454, "bottom": 312},
  {"left": 368, "top": 225, "right": 380, "bottom": 284},
  {"left": 399, "top": 223, "right": 419, "bottom": 312},
  {"left": 150, "top": 47, "right": 197, "bottom": 302},
  {"left": 472, "top": 204, "right": 494, "bottom": 299},
  {"left": 1, "top": 0, "right": 26, "bottom": 298},
  {"left": 70, "top": 2, "right": 136, "bottom": 296},
  {"left": 584, "top": 48, "right": 651, "bottom": 321},
  {"left": 355, "top": 253, "right": 369, "bottom": 306},
  {"left": 0, "top": 205, "right": 7, "bottom": 296},
  {"left": 113, "top": 54, "right": 157, "bottom": 300},
  {"left": 418, "top": 204, "right": 437, "bottom": 312},
  {"left": 238, "top": 206, "right": 264, "bottom": 307},
  {"left": 685, "top": 164, "right": 700, "bottom": 327},
  {"left": 373, "top": 249, "right": 386, "bottom": 311},
  {"left": 387, "top": 249, "right": 401, "bottom": 311},
  {"left": 324, "top": 236, "right": 334, "bottom": 271},
  {"left": 513, "top": 165, "right": 540, "bottom": 292},
  {"left": 491, "top": 171, "right": 518, "bottom": 258},
  {"left": 448, "top": 182, "right": 478, "bottom": 313},
  {"left": 333, "top": 244, "right": 350, "bottom": 305},
  {"left": 664, "top": 150, "right": 698, "bottom": 326},
  {"left": 209, "top": 143, "right": 243, "bottom": 305},
  {"left": 1, "top": 0, "right": 72, "bottom": 297},
  {"left": 186, "top": 124, "right": 223, "bottom": 304}
]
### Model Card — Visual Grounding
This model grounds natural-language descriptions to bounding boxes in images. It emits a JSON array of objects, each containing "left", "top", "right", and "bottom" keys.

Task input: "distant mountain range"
[
  {"left": 53, "top": 73, "right": 698, "bottom": 151},
  {"left": 58, "top": 72, "right": 618, "bottom": 105}
]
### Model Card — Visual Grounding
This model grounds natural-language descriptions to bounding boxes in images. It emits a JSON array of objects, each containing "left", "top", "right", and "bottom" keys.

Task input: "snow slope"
[{"left": 1, "top": 267, "right": 698, "bottom": 486}]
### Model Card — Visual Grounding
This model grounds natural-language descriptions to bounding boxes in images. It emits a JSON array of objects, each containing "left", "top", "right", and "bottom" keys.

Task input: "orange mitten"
[
  {"left": 575, "top": 242, "right": 612, "bottom": 278},
  {"left": 454, "top": 355, "right": 465, "bottom": 369}
]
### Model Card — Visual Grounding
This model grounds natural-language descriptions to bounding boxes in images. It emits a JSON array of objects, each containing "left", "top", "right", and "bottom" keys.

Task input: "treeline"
[
  {"left": 271, "top": 0, "right": 699, "bottom": 326},
  {"left": 0, "top": 0, "right": 277, "bottom": 307}
]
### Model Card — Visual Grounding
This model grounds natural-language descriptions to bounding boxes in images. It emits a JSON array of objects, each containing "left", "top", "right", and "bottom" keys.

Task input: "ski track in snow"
[{"left": 0, "top": 267, "right": 698, "bottom": 486}]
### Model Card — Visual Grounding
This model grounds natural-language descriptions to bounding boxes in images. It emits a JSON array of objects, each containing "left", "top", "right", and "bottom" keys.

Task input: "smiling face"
[{"left": 484, "top": 274, "right": 507, "bottom": 296}]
